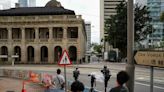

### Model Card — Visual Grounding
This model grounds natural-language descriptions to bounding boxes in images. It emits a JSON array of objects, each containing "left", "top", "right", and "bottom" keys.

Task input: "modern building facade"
[
  {"left": 18, "top": 0, "right": 28, "bottom": 7},
  {"left": 85, "top": 22, "right": 91, "bottom": 62},
  {"left": 135, "top": 0, "right": 147, "bottom": 6},
  {"left": 0, "top": 0, "right": 86, "bottom": 64},
  {"left": 147, "top": 0, "right": 164, "bottom": 47},
  {"left": 85, "top": 22, "right": 91, "bottom": 51},
  {"left": 100, "top": 0, "right": 123, "bottom": 51},
  {"left": 18, "top": 0, "right": 36, "bottom": 7}
]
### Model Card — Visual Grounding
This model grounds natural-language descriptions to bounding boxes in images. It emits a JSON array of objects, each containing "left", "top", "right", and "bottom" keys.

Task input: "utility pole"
[{"left": 126, "top": 0, "right": 135, "bottom": 92}]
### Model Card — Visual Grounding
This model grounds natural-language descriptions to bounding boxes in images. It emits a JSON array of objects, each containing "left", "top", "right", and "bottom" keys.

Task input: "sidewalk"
[
  {"left": 0, "top": 77, "right": 44, "bottom": 92},
  {"left": 0, "top": 77, "right": 98, "bottom": 92}
]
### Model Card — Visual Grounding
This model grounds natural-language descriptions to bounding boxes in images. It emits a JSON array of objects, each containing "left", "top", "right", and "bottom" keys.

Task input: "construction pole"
[{"left": 126, "top": 0, "right": 135, "bottom": 92}]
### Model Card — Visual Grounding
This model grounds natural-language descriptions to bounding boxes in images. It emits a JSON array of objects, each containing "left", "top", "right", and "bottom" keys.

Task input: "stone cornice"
[{"left": 0, "top": 15, "right": 82, "bottom": 22}]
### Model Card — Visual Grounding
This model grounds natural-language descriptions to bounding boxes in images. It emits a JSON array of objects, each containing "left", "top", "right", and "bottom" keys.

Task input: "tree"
[
  {"left": 160, "top": 12, "right": 164, "bottom": 47},
  {"left": 105, "top": 0, "right": 153, "bottom": 57},
  {"left": 91, "top": 43, "right": 103, "bottom": 54},
  {"left": 160, "top": 12, "right": 164, "bottom": 22}
]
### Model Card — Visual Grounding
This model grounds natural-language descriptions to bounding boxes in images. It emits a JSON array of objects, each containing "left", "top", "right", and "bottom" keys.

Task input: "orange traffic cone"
[
  {"left": 22, "top": 81, "right": 26, "bottom": 92},
  {"left": 29, "top": 71, "right": 39, "bottom": 82}
]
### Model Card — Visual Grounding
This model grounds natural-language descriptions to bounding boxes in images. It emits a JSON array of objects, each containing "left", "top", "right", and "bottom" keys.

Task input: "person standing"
[
  {"left": 101, "top": 65, "right": 111, "bottom": 92},
  {"left": 73, "top": 68, "right": 80, "bottom": 81},
  {"left": 52, "top": 69, "right": 65, "bottom": 90},
  {"left": 109, "top": 71, "right": 129, "bottom": 92},
  {"left": 88, "top": 74, "right": 96, "bottom": 92},
  {"left": 71, "top": 80, "right": 85, "bottom": 92}
]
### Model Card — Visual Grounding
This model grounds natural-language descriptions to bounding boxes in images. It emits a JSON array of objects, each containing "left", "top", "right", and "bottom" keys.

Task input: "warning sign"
[{"left": 58, "top": 50, "right": 72, "bottom": 65}]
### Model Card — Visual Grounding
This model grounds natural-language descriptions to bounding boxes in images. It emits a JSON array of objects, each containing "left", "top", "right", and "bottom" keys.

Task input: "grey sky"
[{"left": 11, "top": 0, "right": 100, "bottom": 44}]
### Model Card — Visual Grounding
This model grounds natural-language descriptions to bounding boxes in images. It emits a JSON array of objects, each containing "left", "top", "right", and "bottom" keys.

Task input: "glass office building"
[
  {"left": 18, "top": 0, "right": 36, "bottom": 7},
  {"left": 147, "top": 0, "right": 164, "bottom": 47},
  {"left": 19, "top": 0, "right": 28, "bottom": 7},
  {"left": 28, "top": 0, "right": 36, "bottom": 7}
]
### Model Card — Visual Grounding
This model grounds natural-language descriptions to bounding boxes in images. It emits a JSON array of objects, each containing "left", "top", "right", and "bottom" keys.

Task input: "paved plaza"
[{"left": 0, "top": 77, "right": 44, "bottom": 92}]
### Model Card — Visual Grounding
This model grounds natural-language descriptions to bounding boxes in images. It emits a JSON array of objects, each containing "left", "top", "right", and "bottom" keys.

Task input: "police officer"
[
  {"left": 101, "top": 65, "right": 111, "bottom": 92},
  {"left": 73, "top": 68, "right": 80, "bottom": 81}
]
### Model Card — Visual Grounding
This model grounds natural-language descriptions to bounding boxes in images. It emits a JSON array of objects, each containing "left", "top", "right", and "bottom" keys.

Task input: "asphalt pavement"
[{"left": 0, "top": 61, "right": 164, "bottom": 92}]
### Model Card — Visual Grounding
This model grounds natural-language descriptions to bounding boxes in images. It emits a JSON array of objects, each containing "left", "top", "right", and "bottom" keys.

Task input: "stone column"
[
  {"left": 63, "top": 27, "right": 67, "bottom": 50},
  {"left": 34, "top": 27, "right": 40, "bottom": 63},
  {"left": 22, "top": 28, "right": 25, "bottom": 42},
  {"left": 48, "top": 27, "right": 54, "bottom": 63},
  {"left": 77, "top": 26, "right": 82, "bottom": 62},
  {"left": 48, "top": 45, "right": 54, "bottom": 63},
  {"left": 35, "top": 45, "right": 40, "bottom": 63},
  {"left": 63, "top": 27, "right": 67, "bottom": 39},
  {"left": 49, "top": 27, "right": 53, "bottom": 41},
  {"left": 21, "top": 28, "right": 26, "bottom": 63},
  {"left": 8, "top": 28, "right": 12, "bottom": 41},
  {"left": 7, "top": 28, "right": 12, "bottom": 62},
  {"left": 35, "top": 27, "right": 39, "bottom": 42}
]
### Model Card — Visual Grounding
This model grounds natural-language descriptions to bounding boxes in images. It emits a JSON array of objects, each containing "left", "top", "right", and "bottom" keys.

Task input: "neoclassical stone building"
[{"left": 0, "top": 0, "right": 86, "bottom": 64}]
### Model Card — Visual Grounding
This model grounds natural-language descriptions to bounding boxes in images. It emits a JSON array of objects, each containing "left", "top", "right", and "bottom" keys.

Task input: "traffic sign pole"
[
  {"left": 58, "top": 50, "right": 72, "bottom": 92},
  {"left": 126, "top": 0, "right": 135, "bottom": 92},
  {"left": 64, "top": 65, "right": 67, "bottom": 92},
  {"left": 150, "top": 66, "right": 154, "bottom": 92}
]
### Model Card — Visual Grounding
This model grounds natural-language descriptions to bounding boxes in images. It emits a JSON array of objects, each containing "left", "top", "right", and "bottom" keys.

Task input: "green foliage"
[
  {"left": 160, "top": 38, "right": 164, "bottom": 47},
  {"left": 105, "top": 0, "right": 153, "bottom": 57},
  {"left": 92, "top": 43, "right": 103, "bottom": 54},
  {"left": 160, "top": 13, "right": 164, "bottom": 47},
  {"left": 160, "top": 12, "right": 164, "bottom": 22},
  {"left": 134, "top": 4, "right": 153, "bottom": 41}
]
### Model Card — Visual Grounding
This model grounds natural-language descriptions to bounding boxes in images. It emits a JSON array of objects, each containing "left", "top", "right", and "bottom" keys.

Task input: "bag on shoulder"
[
  {"left": 57, "top": 76, "right": 65, "bottom": 90},
  {"left": 61, "top": 83, "right": 65, "bottom": 90}
]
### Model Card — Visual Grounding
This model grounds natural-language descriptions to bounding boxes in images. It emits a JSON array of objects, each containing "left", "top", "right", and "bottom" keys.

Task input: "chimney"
[{"left": 15, "top": 3, "right": 20, "bottom": 8}]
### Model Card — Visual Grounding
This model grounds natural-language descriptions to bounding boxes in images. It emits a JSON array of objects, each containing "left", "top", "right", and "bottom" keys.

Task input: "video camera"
[
  {"left": 88, "top": 74, "right": 96, "bottom": 88},
  {"left": 88, "top": 74, "right": 96, "bottom": 79}
]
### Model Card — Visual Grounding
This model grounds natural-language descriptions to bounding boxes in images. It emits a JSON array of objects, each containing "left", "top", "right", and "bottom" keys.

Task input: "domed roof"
[{"left": 45, "top": 0, "right": 63, "bottom": 8}]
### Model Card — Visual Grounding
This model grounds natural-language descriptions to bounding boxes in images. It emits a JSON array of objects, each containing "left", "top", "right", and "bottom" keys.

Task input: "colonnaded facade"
[{"left": 0, "top": 0, "right": 86, "bottom": 64}]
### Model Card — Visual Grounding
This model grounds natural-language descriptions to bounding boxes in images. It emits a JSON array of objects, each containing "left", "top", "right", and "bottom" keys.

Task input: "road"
[{"left": 0, "top": 62, "right": 164, "bottom": 92}]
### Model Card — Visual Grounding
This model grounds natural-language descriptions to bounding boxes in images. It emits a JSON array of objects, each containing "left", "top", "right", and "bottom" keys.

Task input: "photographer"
[
  {"left": 73, "top": 68, "right": 80, "bottom": 81},
  {"left": 88, "top": 74, "right": 96, "bottom": 92},
  {"left": 101, "top": 66, "right": 111, "bottom": 92}
]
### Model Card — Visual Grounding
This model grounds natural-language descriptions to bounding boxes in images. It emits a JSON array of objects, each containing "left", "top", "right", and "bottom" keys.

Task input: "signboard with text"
[{"left": 134, "top": 51, "right": 164, "bottom": 67}]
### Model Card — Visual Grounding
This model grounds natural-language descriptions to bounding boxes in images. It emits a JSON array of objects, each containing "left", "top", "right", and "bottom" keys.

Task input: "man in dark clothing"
[
  {"left": 101, "top": 66, "right": 111, "bottom": 88},
  {"left": 88, "top": 74, "right": 96, "bottom": 92},
  {"left": 73, "top": 68, "right": 80, "bottom": 81},
  {"left": 109, "top": 71, "right": 129, "bottom": 92}
]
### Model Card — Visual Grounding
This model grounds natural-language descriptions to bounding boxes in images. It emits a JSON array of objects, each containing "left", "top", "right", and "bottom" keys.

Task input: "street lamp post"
[{"left": 126, "top": 0, "right": 135, "bottom": 92}]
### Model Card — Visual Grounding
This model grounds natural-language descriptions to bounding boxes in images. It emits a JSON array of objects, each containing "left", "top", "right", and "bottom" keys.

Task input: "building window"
[{"left": 68, "top": 27, "right": 78, "bottom": 38}]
